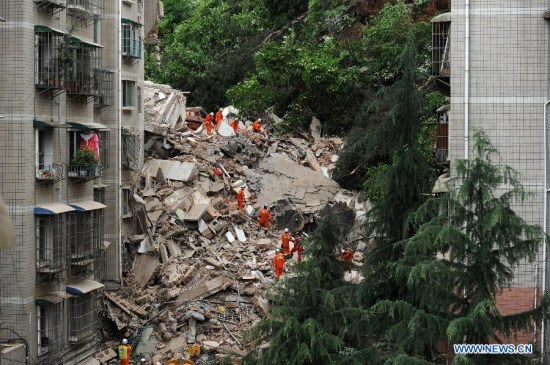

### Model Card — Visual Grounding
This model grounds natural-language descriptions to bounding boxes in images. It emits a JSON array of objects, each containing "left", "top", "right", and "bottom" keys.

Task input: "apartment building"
[
  {"left": 432, "top": 1, "right": 550, "bottom": 360},
  {"left": 0, "top": 0, "right": 145, "bottom": 363}
]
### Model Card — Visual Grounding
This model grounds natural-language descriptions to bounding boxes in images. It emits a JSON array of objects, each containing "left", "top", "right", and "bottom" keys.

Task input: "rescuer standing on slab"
[
  {"left": 257, "top": 205, "right": 271, "bottom": 233},
  {"left": 236, "top": 186, "right": 246, "bottom": 211},
  {"left": 273, "top": 249, "right": 285, "bottom": 279},
  {"left": 204, "top": 113, "right": 214, "bottom": 136},
  {"left": 215, "top": 108, "right": 223, "bottom": 129},
  {"left": 118, "top": 339, "right": 132, "bottom": 365},
  {"left": 290, "top": 232, "right": 304, "bottom": 262}
]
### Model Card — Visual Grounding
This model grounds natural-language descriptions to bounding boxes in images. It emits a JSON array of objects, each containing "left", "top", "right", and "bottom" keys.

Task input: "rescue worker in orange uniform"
[
  {"left": 290, "top": 232, "right": 304, "bottom": 262},
  {"left": 229, "top": 119, "right": 239, "bottom": 134},
  {"left": 257, "top": 205, "right": 271, "bottom": 233},
  {"left": 236, "top": 186, "right": 246, "bottom": 211},
  {"left": 339, "top": 248, "right": 354, "bottom": 272},
  {"left": 118, "top": 338, "right": 132, "bottom": 365},
  {"left": 204, "top": 113, "right": 214, "bottom": 136},
  {"left": 252, "top": 118, "right": 262, "bottom": 133},
  {"left": 215, "top": 108, "right": 223, "bottom": 129},
  {"left": 281, "top": 228, "right": 291, "bottom": 256},
  {"left": 273, "top": 249, "right": 285, "bottom": 279}
]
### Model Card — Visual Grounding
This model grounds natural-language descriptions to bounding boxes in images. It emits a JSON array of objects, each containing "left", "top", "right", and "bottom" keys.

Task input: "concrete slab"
[
  {"left": 142, "top": 159, "right": 198, "bottom": 182},
  {"left": 134, "top": 254, "right": 160, "bottom": 288},
  {"left": 184, "top": 204, "right": 209, "bottom": 222}
]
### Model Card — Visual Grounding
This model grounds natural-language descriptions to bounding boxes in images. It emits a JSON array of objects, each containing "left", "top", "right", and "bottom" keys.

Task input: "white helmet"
[
  {"left": 140, "top": 358, "right": 146, "bottom": 362},
  {"left": 284, "top": 228, "right": 289, "bottom": 232},
  {"left": 258, "top": 118, "right": 262, "bottom": 122},
  {"left": 122, "top": 338, "right": 128, "bottom": 344},
  {"left": 341, "top": 249, "right": 345, "bottom": 253},
  {"left": 276, "top": 249, "right": 280, "bottom": 253},
  {"left": 210, "top": 112, "right": 214, "bottom": 116}
]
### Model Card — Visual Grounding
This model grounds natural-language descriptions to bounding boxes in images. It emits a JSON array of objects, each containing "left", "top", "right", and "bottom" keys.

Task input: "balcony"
[
  {"left": 431, "top": 12, "right": 450, "bottom": 96},
  {"left": 94, "top": 69, "right": 114, "bottom": 109},
  {"left": 35, "top": 0, "right": 66, "bottom": 15},
  {"left": 66, "top": 36, "right": 102, "bottom": 98},
  {"left": 67, "top": 165, "right": 103, "bottom": 182},
  {"left": 36, "top": 164, "right": 66, "bottom": 183},
  {"left": 67, "top": 0, "right": 104, "bottom": 21}
]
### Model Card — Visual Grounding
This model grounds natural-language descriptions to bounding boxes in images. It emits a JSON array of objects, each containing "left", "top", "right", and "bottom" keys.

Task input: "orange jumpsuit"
[
  {"left": 258, "top": 208, "right": 271, "bottom": 231},
  {"left": 204, "top": 116, "right": 213, "bottom": 135},
  {"left": 118, "top": 344, "right": 132, "bottom": 365},
  {"left": 281, "top": 232, "right": 291, "bottom": 254},
  {"left": 230, "top": 120, "right": 239, "bottom": 133},
  {"left": 236, "top": 189, "right": 245, "bottom": 210},
  {"left": 340, "top": 249, "right": 353, "bottom": 271},
  {"left": 273, "top": 252, "right": 285, "bottom": 279},
  {"left": 215, "top": 111, "right": 223, "bottom": 129},
  {"left": 252, "top": 120, "right": 262, "bottom": 132}
]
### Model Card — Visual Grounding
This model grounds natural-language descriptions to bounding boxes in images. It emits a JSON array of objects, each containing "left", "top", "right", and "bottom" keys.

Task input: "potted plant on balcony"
[{"left": 70, "top": 149, "right": 99, "bottom": 177}]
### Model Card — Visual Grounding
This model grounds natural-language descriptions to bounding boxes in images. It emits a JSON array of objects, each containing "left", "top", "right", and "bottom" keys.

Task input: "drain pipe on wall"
[
  {"left": 464, "top": 0, "right": 470, "bottom": 160},
  {"left": 117, "top": 0, "right": 124, "bottom": 285},
  {"left": 542, "top": 99, "right": 550, "bottom": 359}
]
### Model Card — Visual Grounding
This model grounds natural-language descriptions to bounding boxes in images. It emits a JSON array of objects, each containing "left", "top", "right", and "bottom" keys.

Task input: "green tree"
[
  {"left": 372, "top": 130, "right": 548, "bottom": 364},
  {"left": 243, "top": 216, "right": 373, "bottom": 365}
]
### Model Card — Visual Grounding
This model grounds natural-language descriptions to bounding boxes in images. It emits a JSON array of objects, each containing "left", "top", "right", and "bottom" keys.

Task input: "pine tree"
[
  {"left": 374, "top": 130, "right": 549, "bottom": 364},
  {"left": 349, "top": 30, "right": 436, "bottom": 330},
  {"left": 243, "top": 215, "right": 374, "bottom": 365}
]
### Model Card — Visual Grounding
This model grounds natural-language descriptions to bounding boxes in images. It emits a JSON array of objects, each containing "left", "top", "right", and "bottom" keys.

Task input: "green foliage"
[
  {"left": 71, "top": 149, "right": 99, "bottom": 167},
  {"left": 371, "top": 130, "right": 549, "bottom": 364},
  {"left": 244, "top": 216, "right": 372, "bottom": 365}
]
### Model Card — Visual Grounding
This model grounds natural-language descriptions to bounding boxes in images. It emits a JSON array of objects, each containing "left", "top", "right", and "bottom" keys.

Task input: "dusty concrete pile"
[{"left": 99, "top": 85, "right": 368, "bottom": 364}]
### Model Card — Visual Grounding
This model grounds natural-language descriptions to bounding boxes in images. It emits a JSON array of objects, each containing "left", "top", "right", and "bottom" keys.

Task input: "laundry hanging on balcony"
[{"left": 80, "top": 131, "right": 100, "bottom": 158}]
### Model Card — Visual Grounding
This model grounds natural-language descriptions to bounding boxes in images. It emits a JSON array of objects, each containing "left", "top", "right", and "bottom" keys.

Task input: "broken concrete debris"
[{"left": 101, "top": 99, "right": 368, "bottom": 364}]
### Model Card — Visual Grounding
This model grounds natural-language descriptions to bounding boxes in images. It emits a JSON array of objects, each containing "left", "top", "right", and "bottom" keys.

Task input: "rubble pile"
[{"left": 100, "top": 83, "right": 368, "bottom": 364}]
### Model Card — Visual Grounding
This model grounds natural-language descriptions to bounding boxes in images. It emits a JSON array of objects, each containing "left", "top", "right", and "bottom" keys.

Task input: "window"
[
  {"left": 121, "top": 187, "right": 131, "bottom": 217},
  {"left": 69, "top": 129, "right": 110, "bottom": 171},
  {"left": 68, "top": 209, "right": 104, "bottom": 279},
  {"left": 37, "top": 302, "right": 64, "bottom": 356},
  {"left": 122, "top": 80, "right": 135, "bottom": 107},
  {"left": 67, "top": 0, "right": 104, "bottom": 21},
  {"left": 137, "top": 86, "right": 142, "bottom": 113},
  {"left": 68, "top": 294, "right": 96, "bottom": 343},
  {"left": 94, "top": 69, "right": 114, "bottom": 109},
  {"left": 66, "top": 40, "right": 101, "bottom": 96},
  {"left": 121, "top": 128, "right": 139, "bottom": 170},
  {"left": 121, "top": 19, "right": 142, "bottom": 58},
  {"left": 35, "top": 215, "right": 67, "bottom": 273},
  {"left": 35, "top": 27, "right": 64, "bottom": 89},
  {"left": 36, "top": 128, "right": 53, "bottom": 170},
  {"left": 93, "top": 187, "right": 105, "bottom": 205}
]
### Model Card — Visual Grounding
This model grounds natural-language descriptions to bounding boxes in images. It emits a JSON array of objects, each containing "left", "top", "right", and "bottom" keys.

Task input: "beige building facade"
[{"left": 0, "top": 0, "right": 145, "bottom": 363}]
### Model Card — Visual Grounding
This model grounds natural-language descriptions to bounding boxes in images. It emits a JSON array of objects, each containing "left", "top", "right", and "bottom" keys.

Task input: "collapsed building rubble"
[{"left": 98, "top": 83, "right": 368, "bottom": 364}]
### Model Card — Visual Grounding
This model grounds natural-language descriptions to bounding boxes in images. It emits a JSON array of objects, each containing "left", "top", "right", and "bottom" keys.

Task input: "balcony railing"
[
  {"left": 67, "top": 165, "right": 103, "bottom": 181},
  {"left": 36, "top": 164, "right": 65, "bottom": 183},
  {"left": 67, "top": 0, "right": 104, "bottom": 21}
]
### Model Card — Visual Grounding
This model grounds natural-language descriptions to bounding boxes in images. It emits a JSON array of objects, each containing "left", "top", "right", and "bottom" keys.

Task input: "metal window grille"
[
  {"left": 68, "top": 293, "right": 97, "bottom": 343},
  {"left": 435, "top": 106, "right": 450, "bottom": 164},
  {"left": 34, "top": 0, "right": 67, "bottom": 13},
  {"left": 121, "top": 188, "right": 131, "bottom": 217},
  {"left": 94, "top": 68, "right": 114, "bottom": 109},
  {"left": 122, "top": 80, "right": 135, "bottom": 107},
  {"left": 121, "top": 128, "right": 140, "bottom": 171},
  {"left": 35, "top": 215, "right": 68, "bottom": 275},
  {"left": 121, "top": 21, "right": 142, "bottom": 59},
  {"left": 66, "top": 41, "right": 101, "bottom": 97},
  {"left": 35, "top": 30, "right": 64, "bottom": 90},
  {"left": 68, "top": 210, "right": 103, "bottom": 280},
  {"left": 137, "top": 86, "right": 142, "bottom": 113},
  {"left": 37, "top": 302, "right": 65, "bottom": 357},
  {"left": 66, "top": 0, "right": 104, "bottom": 22},
  {"left": 432, "top": 19, "right": 451, "bottom": 78},
  {"left": 93, "top": 187, "right": 105, "bottom": 205}
]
